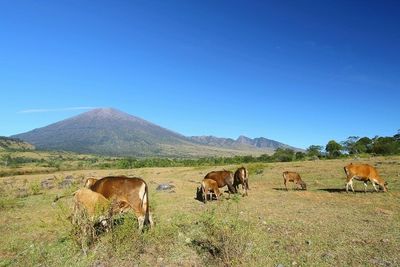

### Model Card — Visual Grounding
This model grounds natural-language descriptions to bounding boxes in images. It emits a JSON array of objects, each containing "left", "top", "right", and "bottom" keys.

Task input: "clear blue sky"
[{"left": 1, "top": 0, "right": 399, "bottom": 149}]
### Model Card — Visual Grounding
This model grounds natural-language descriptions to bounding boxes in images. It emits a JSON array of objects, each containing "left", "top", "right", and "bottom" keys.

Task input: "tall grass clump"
[{"left": 189, "top": 201, "right": 267, "bottom": 266}]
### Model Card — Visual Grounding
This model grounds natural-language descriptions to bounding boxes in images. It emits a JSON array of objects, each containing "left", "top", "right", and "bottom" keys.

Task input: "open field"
[{"left": 1, "top": 156, "right": 399, "bottom": 266}]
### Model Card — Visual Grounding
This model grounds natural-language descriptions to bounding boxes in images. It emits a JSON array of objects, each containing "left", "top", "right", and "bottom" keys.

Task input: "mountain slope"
[
  {"left": 12, "top": 108, "right": 298, "bottom": 157},
  {"left": 0, "top": 136, "right": 35, "bottom": 151}
]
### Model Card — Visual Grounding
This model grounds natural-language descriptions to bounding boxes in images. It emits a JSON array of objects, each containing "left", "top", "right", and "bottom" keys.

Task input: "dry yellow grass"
[{"left": 1, "top": 156, "right": 399, "bottom": 266}]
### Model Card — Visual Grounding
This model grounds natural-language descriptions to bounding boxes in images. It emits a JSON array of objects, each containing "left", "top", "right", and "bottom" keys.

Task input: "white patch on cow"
[
  {"left": 139, "top": 183, "right": 146, "bottom": 203},
  {"left": 371, "top": 180, "right": 379, "bottom": 191}
]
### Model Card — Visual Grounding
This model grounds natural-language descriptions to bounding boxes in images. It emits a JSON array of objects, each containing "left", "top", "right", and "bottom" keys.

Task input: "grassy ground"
[{"left": 0, "top": 156, "right": 399, "bottom": 266}]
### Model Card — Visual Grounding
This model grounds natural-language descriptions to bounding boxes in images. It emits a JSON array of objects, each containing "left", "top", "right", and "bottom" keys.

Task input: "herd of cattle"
[{"left": 69, "top": 162, "right": 388, "bottom": 232}]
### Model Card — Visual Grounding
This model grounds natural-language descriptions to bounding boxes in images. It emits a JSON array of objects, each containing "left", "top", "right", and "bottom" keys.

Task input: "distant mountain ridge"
[
  {"left": 189, "top": 135, "right": 296, "bottom": 150},
  {"left": 12, "top": 108, "right": 299, "bottom": 157}
]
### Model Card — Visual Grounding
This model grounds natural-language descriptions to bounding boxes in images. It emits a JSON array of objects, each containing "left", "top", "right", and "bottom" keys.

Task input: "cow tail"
[
  {"left": 344, "top": 166, "right": 349, "bottom": 177},
  {"left": 201, "top": 181, "right": 206, "bottom": 202},
  {"left": 142, "top": 182, "right": 150, "bottom": 227}
]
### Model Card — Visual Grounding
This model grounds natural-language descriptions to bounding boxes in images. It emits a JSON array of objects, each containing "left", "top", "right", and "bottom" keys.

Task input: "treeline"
[
  {"left": 322, "top": 131, "right": 400, "bottom": 158},
  {"left": 1, "top": 132, "right": 398, "bottom": 172},
  {"left": 109, "top": 132, "right": 400, "bottom": 168}
]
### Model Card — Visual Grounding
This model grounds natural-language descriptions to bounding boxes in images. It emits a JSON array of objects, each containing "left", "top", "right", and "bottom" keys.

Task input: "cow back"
[
  {"left": 90, "top": 176, "right": 145, "bottom": 198},
  {"left": 204, "top": 170, "right": 233, "bottom": 188}
]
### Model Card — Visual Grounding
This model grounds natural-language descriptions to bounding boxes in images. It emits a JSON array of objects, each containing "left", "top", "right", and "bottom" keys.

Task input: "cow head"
[
  {"left": 380, "top": 181, "right": 388, "bottom": 192},
  {"left": 299, "top": 181, "right": 307, "bottom": 190},
  {"left": 195, "top": 186, "right": 203, "bottom": 201},
  {"left": 84, "top": 177, "right": 98, "bottom": 188}
]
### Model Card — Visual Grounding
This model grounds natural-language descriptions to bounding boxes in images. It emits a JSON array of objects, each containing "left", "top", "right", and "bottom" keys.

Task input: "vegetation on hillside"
[{"left": 0, "top": 136, "right": 35, "bottom": 151}]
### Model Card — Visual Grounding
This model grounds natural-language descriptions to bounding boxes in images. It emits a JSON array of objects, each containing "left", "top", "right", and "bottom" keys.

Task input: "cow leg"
[
  {"left": 227, "top": 183, "right": 236, "bottom": 194},
  {"left": 363, "top": 182, "right": 368, "bottom": 193},
  {"left": 284, "top": 180, "right": 288, "bottom": 191},
  {"left": 346, "top": 178, "right": 355, "bottom": 193},
  {"left": 137, "top": 215, "right": 145, "bottom": 231},
  {"left": 202, "top": 185, "right": 207, "bottom": 203},
  {"left": 148, "top": 213, "right": 154, "bottom": 228},
  {"left": 371, "top": 181, "right": 379, "bottom": 192},
  {"left": 350, "top": 179, "right": 355, "bottom": 193}
]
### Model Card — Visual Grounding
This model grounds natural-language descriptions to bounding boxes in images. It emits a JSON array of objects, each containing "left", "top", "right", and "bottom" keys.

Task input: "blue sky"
[{"left": 1, "top": 0, "right": 399, "bottom": 149}]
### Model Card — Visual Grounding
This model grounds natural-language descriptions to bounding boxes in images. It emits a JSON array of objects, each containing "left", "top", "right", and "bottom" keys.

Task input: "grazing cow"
[
  {"left": 344, "top": 163, "right": 388, "bottom": 193},
  {"left": 88, "top": 176, "right": 154, "bottom": 231},
  {"left": 233, "top": 167, "right": 249, "bottom": 196},
  {"left": 283, "top": 171, "right": 307, "bottom": 190},
  {"left": 201, "top": 178, "right": 222, "bottom": 203},
  {"left": 204, "top": 170, "right": 236, "bottom": 194},
  {"left": 72, "top": 188, "right": 130, "bottom": 224},
  {"left": 72, "top": 188, "right": 131, "bottom": 254}
]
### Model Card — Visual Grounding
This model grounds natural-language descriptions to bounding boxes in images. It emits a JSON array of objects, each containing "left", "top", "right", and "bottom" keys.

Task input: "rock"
[
  {"left": 381, "top": 238, "right": 390, "bottom": 243},
  {"left": 16, "top": 188, "right": 28, "bottom": 198},
  {"left": 276, "top": 264, "right": 285, "bottom": 267},
  {"left": 156, "top": 183, "right": 175, "bottom": 191},
  {"left": 58, "top": 179, "right": 73, "bottom": 189},
  {"left": 41, "top": 179, "right": 54, "bottom": 189}
]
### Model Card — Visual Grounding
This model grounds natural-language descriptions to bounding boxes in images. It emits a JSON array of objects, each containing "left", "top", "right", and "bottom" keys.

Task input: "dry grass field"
[{"left": 1, "top": 156, "right": 399, "bottom": 266}]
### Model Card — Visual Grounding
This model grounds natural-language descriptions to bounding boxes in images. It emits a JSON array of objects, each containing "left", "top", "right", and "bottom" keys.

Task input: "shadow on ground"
[
  {"left": 318, "top": 188, "right": 378, "bottom": 193},
  {"left": 272, "top": 188, "right": 307, "bottom": 191}
]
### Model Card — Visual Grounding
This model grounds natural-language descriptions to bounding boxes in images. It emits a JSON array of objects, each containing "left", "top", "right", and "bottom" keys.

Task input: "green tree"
[
  {"left": 325, "top": 140, "right": 343, "bottom": 158},
  {"left": 295, "top": 151, "right": 306, "bottom": 160},
  {"left": 342, "top": 136, "right": 360, "bottom": 154},
  {"left": 306, "top": 145, "right": 323, "bottom": 158},
  {"left": 371, "top": 137, "right": 399, "bottom": 155},
  {"left": 272, "top": 148, "right": 295, "bottom": 162},
  {"left": 355, "top": 137, "right": 372, "bottom": 153}
]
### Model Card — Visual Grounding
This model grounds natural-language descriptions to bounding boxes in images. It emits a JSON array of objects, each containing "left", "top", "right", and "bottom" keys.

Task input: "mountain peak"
[
  {"left": 12, "top": 108, "right": 299, "bottom": 156},
  {"left": 236, "top": 135, "right": 252, "bottom": 144},
  {"left": 81, "top": 107, "right": 135, "bottom": 119}
]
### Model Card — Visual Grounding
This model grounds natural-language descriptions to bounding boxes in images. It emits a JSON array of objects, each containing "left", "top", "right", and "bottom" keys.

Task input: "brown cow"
[
  {"left": 283, "top": 171, "right": 307, "bottom": 190},
  {"left": 201, "top": 178, "right": 222, "bottom": 203},
  {"left": 233, "top": 166, "right": 249, "bottom": 196},
  {"left": 344, "top": 163, "right": 388, "bottom": 193},
  {"left": 88, "top": 176, "right": 154, "bottom": 231},
  {"left": 204, "top": 170, "right": 236, "bottom": 194}
]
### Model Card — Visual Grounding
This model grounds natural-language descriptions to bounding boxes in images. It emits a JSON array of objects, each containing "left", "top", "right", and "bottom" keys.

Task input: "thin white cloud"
[{"left": 18, "top": 106, "right": 97, "bottom": 114}]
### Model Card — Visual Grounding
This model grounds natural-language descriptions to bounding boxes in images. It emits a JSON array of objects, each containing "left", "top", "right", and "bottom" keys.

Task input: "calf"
[
  {"left": 88, "top": 176, "right": 154, "bottom": 231},
  {"left": 204, "top": 170, "right": 236, "bottom": 194},
  {"left": 283, "top": 171, "right": 307, "bottom": 190},
  {"left": 72, "top": 188, "right": 130, "bottom": 254},
  {"left": 233, "top": 167, "right": 249, "bottom": 196},
  {"left": 72, "top": 188, "right": 130, "bottom": 230},
  {"left": 344, "top": 163, "right": 388, "bottom": 193},
  {"left": 201, "top": 178, "right": 222, "bottom": 203}
]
